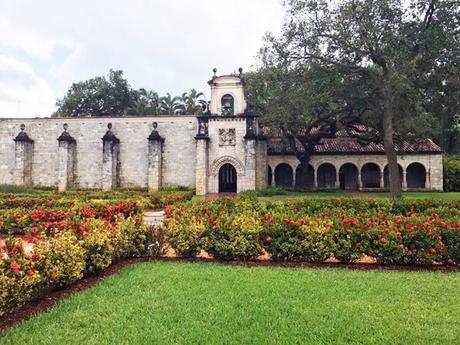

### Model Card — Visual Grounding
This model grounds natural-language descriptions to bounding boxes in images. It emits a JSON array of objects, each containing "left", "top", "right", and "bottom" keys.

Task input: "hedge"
[{"left": 164, "top": 197, "right": 460, "bottom": 265}]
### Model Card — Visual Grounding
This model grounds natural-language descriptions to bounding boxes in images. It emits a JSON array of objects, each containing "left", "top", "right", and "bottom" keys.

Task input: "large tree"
[
  {"left": 55, "top": 69, "right": 133, "bottom": 116},
  {"left": 260, "top": 0, "right": 459, "bottom": 198}
]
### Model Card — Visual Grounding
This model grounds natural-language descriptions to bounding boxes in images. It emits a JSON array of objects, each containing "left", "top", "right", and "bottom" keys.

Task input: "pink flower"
[{"left": 10, "top": 262, "right": 21, "bottom": 271}]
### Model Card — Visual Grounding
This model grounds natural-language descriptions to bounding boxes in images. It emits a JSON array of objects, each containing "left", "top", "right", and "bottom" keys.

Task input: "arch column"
[
  {"left": 292, "top": 165, "right": 297, "bottom": 189},
  {"left": 402, "top": 170, "right": 407, "bottom": 191},
  {"left": 57, "top": 124, "right": 76, "bottom": 192},
  {"left": 426, "top": 170, "right": 431, "bottom": 189},
  {"left": 313, "top": 167, "right": 318, "bottom": 189},
  {"left": 13, "top": 124, "right": 33, "bottom": 186},
  {"left": 379, "top": 171, "right": 384, "bottom": 189},
  {"left": 357, "top": 170, "right": 362, "bottom": 191},
  {"left": 335, "top": 167, "right": 340, "bottom": 189},
  {"left": 147, "top": 122, "right": 164, "bottom": 192}
]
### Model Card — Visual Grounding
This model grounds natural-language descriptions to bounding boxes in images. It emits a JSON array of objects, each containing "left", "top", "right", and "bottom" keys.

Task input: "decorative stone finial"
[
  {"left": 102, "top": 122, "right": 119, "bottom": 143},
  {"left": 212, "top": 68, "right": 217, "bottom": 78},
  {"left": 14, "top": 124, "right": 33, "bottom": 143},
  {"left": 238, "top": 67, "right": 243, "bottom": 75},
  {"left": 148, "top": 122, "right": 164, "bottom": 142},
  {"left": 57, "top": 123, "right": 75, "bottom": 143}
]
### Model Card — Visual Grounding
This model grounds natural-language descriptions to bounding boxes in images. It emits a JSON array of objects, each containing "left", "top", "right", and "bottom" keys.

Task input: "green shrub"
[
  {"left": 165, "top": 216, "right": 206, "bottom": 258},
  {"left": 443, "top": 154, "right": 460, "bottom": 192},
  {"left": 202, "top": 213, "right": 263, "bottom": 260},
  {"left": 34, "top": 232, "right": 85, "bottom": 286},
  {"left": 81, "top": 221, "right": 115, "bottom": 273}
]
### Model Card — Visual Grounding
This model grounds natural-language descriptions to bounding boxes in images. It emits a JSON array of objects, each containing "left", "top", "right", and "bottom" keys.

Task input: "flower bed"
[
  {"left": 0, "top": 188, "right": 193, "bottom": 317},
  {"left": 164, "top": 197, "right": 460, "bottom": 265}
]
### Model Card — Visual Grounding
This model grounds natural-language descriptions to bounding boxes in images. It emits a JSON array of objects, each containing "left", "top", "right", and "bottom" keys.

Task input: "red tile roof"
[{"left": 267, "top": 128, "right": 442, "bottom": 155}]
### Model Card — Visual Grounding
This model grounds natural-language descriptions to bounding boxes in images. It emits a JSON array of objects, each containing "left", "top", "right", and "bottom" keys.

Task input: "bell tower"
[
  {"left": 194, "top": 68, "right": 268, "bottom": 195},
  {"left": 208, "top": 68, "right": 247, "bottom": 115}
]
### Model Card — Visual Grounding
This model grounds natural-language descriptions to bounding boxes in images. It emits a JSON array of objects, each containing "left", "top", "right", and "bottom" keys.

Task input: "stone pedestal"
[
  {"left": 57, "top": 125, "right": 76, "bottom": 192},
  {"left": 101, "top": 124, "right": 120, "bottom": 191},
  {"left": 13, "top": 125, "right": 33, "bottom": 186},
  {"left": 147, "top": 123, "right": 164, "bottom": 192},
  {"left": 195, "top": 137, "right": 209, "bottom": 195}
]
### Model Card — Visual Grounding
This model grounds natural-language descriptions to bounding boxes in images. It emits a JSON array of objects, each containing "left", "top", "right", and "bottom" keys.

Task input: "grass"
[{"left": 1, "top": 262, "right": 459, "bottom": 345}]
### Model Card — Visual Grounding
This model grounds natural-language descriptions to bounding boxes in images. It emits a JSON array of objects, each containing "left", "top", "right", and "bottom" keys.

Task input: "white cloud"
[
  {"left": 0, "top": 0, "right": 285, "bottom": 117},
  {"left": 0, "top": 55, "right": 55, "bottom": 117}
]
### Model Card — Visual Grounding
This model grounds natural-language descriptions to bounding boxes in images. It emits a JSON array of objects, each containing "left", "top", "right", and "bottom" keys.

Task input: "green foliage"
[
  {"left": 55, "top": 69, "right": 133, "bottom": 117},
  {"left": 443, "top": 154, "right": 460, "bottom": 192},
  {"left": 34, "top": 232, "right": 85, "bottom": 286},
  {"left": 202, "top": 212, "right": 263, "bottom": 260},
  {"left": 54, "top": 68, "right": 206, "bottom": 117}
]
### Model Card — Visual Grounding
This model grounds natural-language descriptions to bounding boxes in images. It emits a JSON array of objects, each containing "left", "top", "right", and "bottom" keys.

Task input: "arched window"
[
  {"left": 221, "top": 94, "right": 234, "bottom": 115},
  {"left": 361, "top": 163, "right": 381, "bottom": 188}
]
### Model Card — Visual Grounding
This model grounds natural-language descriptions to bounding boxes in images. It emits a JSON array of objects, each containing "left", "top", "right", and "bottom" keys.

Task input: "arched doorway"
[
  {"left": 317, "top": 163, "right": 336, "bottom": 189},
  {"left": 219, "top": 163, "right": 237, "bottom": 193},
  {"left": 383, "top": 164, "right": 403, "bottom": 189},
  {"left": 361, "top": 163, "right": 381, "bottom": 188},
  {"left": 339, "top": 163, "right": 359, "bottom": 190},
  {"left": 267, "top": 165, "right": 273, "bottom": 186},
  {"left": 406, "top": 163, "right": 426, "bottom": 189},
  {"left": 295, "top": 164, "right": 314, "bottom": 190},
  {"left": 275, "top": 163, "right": 293, "bottom": 189}
]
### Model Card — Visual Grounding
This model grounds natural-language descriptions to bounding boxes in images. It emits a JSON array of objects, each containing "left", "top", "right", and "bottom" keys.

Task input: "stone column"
[
  {"left": 335, "top": 168, "right": 340, "bottom": 189},
  {"left": 243, "top": 115, "right": 258, "bottom": 192},
  {"left": 426, "top": 170, "right": 431, "bottom": 190},
  {"left": 357, "top": 171, "right": 362, "bottom": 191},
  {"left": 147, "top": 122, "right": 164, "bottom": 192},
  {"left": 255, "top": 134, "right": 268, "bottom": 189},
  {"left": 313, "top": 168, "right": 318, "bottom": 190},
  {"left": 195, "top": 116, "right": 209, "bottom": 195},
  {"left": 101, "top": 123, "right": 120, "bottom": 191},
  {"left": 57, "top": 123, "right": 76, "bottom": 192},
  {"left": 13, "top": 124, "right": 34, "bottom": 186},
  {"left": 379, "top": 172, "right": 384, "bottom": 189},
  {"left": 292, "top": 166, "right": 296, "bottom": 189},
  {"left": 402, "top": 171, "right": 408, "bottom": 191}
]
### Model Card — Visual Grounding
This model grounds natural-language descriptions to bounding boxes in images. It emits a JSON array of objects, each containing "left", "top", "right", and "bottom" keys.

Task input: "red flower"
[
  {"left": 10, "top": 262, "right": 21, "bottom": 271},
  {"left": 265, "top": 236, "right": 272, "bottom": 242},
  {"left": 429, "top": 248, "right": 437, "bottom": 255},
  {"left": 380, "top": 238, "right": 387, "bottom": 244}
]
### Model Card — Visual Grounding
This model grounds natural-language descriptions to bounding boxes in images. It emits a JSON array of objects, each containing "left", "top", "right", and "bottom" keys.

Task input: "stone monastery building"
[{"left": 0, "top": 72, "right": 443, "bottom": 194}]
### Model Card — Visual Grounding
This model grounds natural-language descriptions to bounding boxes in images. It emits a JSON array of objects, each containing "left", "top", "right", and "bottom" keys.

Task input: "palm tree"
[
  {"left": 182, "top": 89, "right": 206, "bottom": 115},
  {"left": 160, "top": 93, "right": 182, "bottom": 115},
  {"left": 128, "top": 88, "right": 161, "bottom": 115}
]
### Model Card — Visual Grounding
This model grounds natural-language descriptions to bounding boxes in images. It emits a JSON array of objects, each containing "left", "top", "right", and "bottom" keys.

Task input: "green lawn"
[{"left": 1, "top": 262, "right": 459, "bottom": 345}]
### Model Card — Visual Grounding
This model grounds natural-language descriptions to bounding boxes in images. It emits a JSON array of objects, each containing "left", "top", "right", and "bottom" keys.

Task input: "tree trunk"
[
  {"left": 382, "top": 70, "right": 402, "bottom": 199},
  {"left": 295, "top": 153, "right": 313, "bottom": 190}
]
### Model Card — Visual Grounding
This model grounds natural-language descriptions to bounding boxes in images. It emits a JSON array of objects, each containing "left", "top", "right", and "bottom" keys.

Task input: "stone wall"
[{"left": 0, "top": 116, "right": 197, "bottom": 189}]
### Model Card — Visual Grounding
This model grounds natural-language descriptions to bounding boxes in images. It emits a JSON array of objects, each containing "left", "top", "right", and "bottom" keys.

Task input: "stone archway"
[
  {"left": 295, "top": 163, "right": 315, "bottom": 190},
  {"left": 406, "top": 163, "right": 426, "bottom": 189},
  {"left": 339, "top": 163, "right": 359, "bottom": 190},
  {"left": 219, "top": 163, "right": 237, "bottom": 193},
  {"left": 383, "top": 164, "right": 403, "bottom": 189},
  {"left": 317, "top": 163, "right": 336, "bottom": 189},
  {"left": 361, "top": 163, "right": 381, "bottom": 188},
  {"left": 274, "top": 163, "right": 293, "bottom": 189}
]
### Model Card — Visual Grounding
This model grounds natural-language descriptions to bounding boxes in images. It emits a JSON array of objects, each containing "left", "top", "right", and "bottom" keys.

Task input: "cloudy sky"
[{"left": 0, "top": 0, "right": 284, "bottom": 118}]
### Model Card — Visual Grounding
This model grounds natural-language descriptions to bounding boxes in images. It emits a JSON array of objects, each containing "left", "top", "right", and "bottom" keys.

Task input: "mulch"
[{"left": 1, "top": 257, "right": 458, "bottom": 334}]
